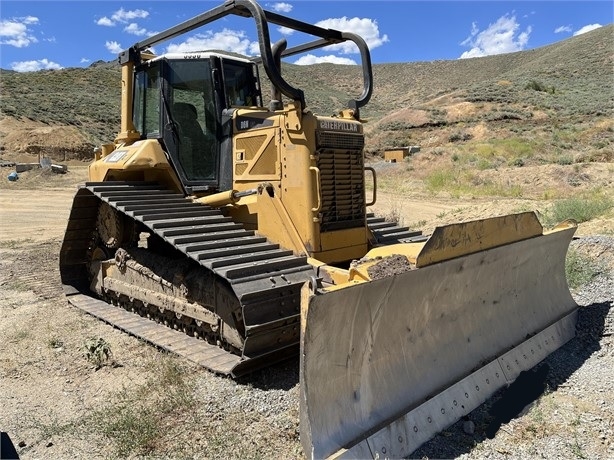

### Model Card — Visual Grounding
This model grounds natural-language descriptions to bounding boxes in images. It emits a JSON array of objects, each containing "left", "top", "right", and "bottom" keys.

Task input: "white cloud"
[
  {"left": 573, "top": 24, "right": 602, "bottom": 36},
  {"left": 270, "top": 2, "right": 293, "bottom": 13},
  {"left": 96, "top": 17, "right": 114, "bottom": 27},
  {"left": 80, "top": 58, "right": 91, "bottom": 63},
  {"left": 111, "top": 8, "right": 149, "bottom": 23},
  {"left": 11, "top": 58, "right": 62, "bottom": 72},
  {"left": 313, "top": 17, "right": 389, "bottom": 54},
  {"left": 293, "top": 54, "right": 357, "bottom": 65},
  {"left": 112, "top": 8, "right": 149, "bottom": 24},
  {"left": 124, "top": 23, "right": 147, "bottom": 36},
  {"left": 248, "top": 41, "right": 261, "bottom": 56},
  {"left": 166, "top": 29, "right": 258, "bottom": 56},
  {"left": 554, "top": 25, "right": 572, "bottom": 34},
  {"left": 96, "top": 8, "right": 149, "bottom": 27},
  {"left": 106, "top": 40, "right": 123, "bottom": 54},
  {"left": 459, "top": 14, "right": 531, "bottom": 59},
  {"left": 0, "top": 16, "right": 39, "bottom": 48},
  {"left": 277, "top": 26, "right": 294, "bottom": 36}
]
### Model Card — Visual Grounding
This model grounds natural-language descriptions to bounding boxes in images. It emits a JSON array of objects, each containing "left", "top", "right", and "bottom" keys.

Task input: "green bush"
[
  {"left": 525, "top": 80, "right": 556, "bottom": 94},
  {"left": 83, "top": 337, "right": 112, "bottom": 369},
  {"left": 510, "top": 158, "right": 525, "bottom": 167},
  {"left": 557, "top": 155, "right": 574, "bottom": 165},
  {"left": 448, "top": 131, "right": 473, "bottom": 143},
  {"left": 543, "top": 194, "right": 613, "bottom": 226},
  {"left": 426, "top": 169, "right": 457, "bottom": 191}
]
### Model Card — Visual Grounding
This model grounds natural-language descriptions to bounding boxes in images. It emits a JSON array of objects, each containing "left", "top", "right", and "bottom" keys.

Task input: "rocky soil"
[{"left": 0, "top": 166, "right": 612, "bottom": 460}]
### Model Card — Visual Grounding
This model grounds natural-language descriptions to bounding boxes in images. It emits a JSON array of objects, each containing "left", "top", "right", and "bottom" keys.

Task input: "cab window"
[
  {"left": 222, "top": 61, "right": 260, "bottom": 107},
  {"left": 133, "top": 65, "right": 161, "bottom": 137}
]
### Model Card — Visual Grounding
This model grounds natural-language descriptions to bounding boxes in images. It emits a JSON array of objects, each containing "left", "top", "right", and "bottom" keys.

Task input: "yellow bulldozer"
[{"left": 59, "top": 0, "right": 579, "bottom": 457}]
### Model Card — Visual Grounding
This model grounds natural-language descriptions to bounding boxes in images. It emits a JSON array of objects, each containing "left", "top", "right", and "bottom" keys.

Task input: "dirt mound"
[
  {"left": 376, "top": 107, "right": 431, "bottom": 127},
  {"left": 0, "top": 116, "right": 95, "bottom": 162}
]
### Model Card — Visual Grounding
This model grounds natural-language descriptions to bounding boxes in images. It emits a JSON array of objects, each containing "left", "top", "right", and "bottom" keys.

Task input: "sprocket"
[{"left": 96, "top": 202, "right": 137, "bottom": 249}]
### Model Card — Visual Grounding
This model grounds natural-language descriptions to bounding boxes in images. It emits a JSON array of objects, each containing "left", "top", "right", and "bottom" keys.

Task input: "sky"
[{"left": 1, "top": 1, "right": 612, "bottom": 72}]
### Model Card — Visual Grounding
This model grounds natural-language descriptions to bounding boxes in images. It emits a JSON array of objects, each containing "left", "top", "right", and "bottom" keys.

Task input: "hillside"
[
  {"left": 0, "top": 24, "right": 611, "bottom": 162},
  {"left": 0, "top": 24, "right": 613, "bottom": 460}
]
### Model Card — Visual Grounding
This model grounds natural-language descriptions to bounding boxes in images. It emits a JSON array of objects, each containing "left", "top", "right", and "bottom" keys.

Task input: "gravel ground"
[{"left": 1, "top": 227, "right": 612, "bottom": 459}]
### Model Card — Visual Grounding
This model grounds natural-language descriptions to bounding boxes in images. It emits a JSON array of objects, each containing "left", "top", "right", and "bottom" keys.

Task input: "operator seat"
[{"left": 173, "top": 102, "right": 212, "bottom": 179}]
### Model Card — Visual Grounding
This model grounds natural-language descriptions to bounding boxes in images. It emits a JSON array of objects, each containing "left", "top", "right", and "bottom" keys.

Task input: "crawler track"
[
  {"left": 60, "top": 181, "right": 315, "bottom": 377},
  {"left": 59, "top": 182, "right": 421, "bottom": 376},
  {"left": 366, "top": 212, "right": 426, "bottom": 244}
]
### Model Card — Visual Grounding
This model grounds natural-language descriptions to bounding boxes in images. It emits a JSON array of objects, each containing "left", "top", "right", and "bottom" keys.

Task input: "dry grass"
[{"left": 499, "top": 392, "right": 600, "bottom": 459}]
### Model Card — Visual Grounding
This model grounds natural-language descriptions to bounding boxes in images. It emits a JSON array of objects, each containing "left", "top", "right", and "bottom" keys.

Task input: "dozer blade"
[{"left": 300, "top": 213, "right": 578, "bottom": 459}]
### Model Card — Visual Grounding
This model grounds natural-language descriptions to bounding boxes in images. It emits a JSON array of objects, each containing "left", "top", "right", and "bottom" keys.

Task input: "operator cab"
[{"left": 132, "top": 52, "right": 262, "bottom": 193}]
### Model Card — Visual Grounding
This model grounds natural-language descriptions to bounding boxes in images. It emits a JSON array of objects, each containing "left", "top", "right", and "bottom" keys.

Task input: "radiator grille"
[
  {"left": 316, "top": 149, "right": 366, "bottom": 232},
  {"left": 316, "top": 131, "right": 365, "bottom": 151}
]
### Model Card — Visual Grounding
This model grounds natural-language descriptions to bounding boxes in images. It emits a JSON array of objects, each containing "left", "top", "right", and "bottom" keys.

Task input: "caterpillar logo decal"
[{"left": 318, "top": 119, "right": 360, "bottom": 132}]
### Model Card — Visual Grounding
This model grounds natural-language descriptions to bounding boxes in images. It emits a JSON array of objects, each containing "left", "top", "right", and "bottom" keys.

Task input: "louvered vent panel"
[{"left": 316, "top": 145, "right": 366, "bottom": 232}]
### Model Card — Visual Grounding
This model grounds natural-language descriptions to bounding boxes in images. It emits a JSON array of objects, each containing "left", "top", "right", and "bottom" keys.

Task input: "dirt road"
[{"left": 0, "top": 189, "right": 74, "bottom": 242}]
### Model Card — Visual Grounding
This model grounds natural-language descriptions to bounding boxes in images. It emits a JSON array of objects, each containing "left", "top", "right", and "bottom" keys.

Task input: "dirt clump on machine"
[{"left": 365, "top": 254, "right": 414, "bottom": 280}]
